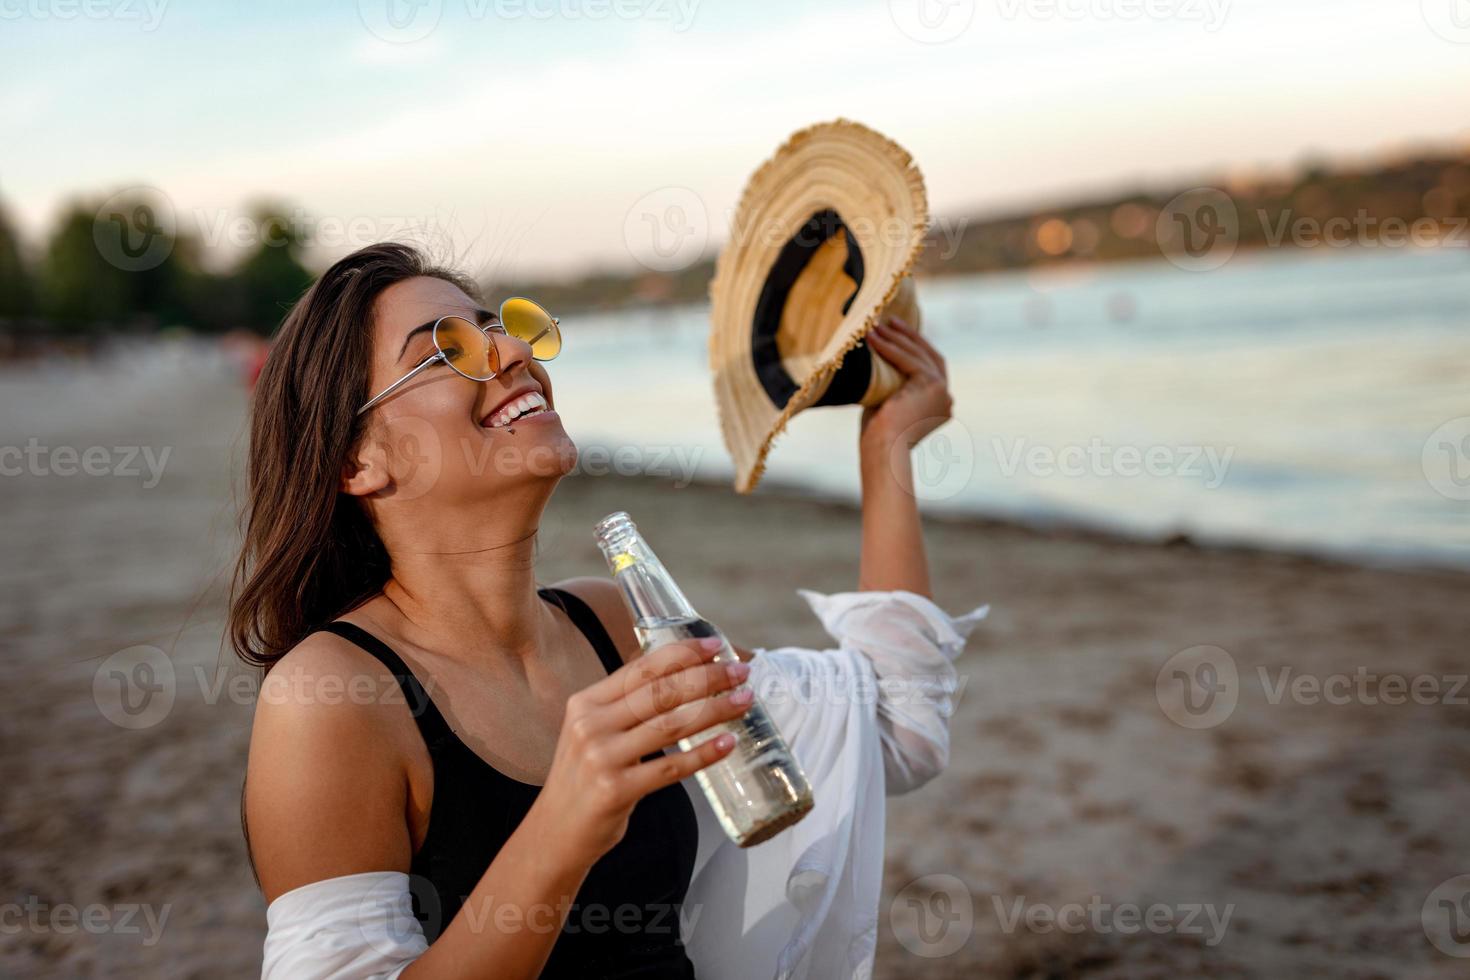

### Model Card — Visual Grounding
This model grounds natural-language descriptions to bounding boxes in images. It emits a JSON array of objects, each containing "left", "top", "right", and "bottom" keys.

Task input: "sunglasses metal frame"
[{"left": 356, "top": 299, "right": 560, "bottom": 416}]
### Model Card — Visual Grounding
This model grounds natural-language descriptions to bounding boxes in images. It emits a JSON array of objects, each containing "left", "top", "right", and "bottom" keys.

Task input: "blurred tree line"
[
  {"left": 0, "top": 188, "right": 312, "bottom": 338},
  {"left": 4, "top": 146, "right": 1466, "bottom": 333},
  {"left": 509, "top": 148, "right": 1470, "bottom": 313},
  {"left": 910, "top": 151, "right": 1470, "bottom": 277}
]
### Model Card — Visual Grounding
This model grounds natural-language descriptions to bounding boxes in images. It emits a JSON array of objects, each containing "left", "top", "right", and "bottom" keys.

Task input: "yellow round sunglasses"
[{"left": 357, "top": 297, "right": 561, "bottom": 416}]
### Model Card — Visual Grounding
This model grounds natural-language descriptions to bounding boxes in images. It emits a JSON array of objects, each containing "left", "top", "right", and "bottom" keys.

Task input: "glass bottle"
[{"left": 594, "top": 511, "right": 814, "bottom": 847}]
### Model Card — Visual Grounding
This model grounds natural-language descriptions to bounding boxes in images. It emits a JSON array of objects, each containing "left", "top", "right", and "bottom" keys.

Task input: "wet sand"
[{"left": 2, "top": 358, "right": 1467, "bottom": 977}]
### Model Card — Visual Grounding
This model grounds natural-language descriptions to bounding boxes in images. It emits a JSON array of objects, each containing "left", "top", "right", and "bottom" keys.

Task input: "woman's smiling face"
[{"left": 356, "top": 275, "right": 577, "bottom": 506}]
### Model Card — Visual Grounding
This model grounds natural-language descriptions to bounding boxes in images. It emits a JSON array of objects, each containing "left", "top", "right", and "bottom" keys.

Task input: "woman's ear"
[{"left": 340, "top": 435, "right": 391, "bottom": 498}]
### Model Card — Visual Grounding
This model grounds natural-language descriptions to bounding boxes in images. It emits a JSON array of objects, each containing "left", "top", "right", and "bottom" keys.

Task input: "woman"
[{"left": 235, "top": 242, "right": 982, "bottom": 979}]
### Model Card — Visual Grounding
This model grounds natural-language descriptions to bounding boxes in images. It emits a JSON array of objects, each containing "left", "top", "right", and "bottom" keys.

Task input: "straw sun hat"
[{"left": 709, "top": 119, "right": 929, "bottom": 493}]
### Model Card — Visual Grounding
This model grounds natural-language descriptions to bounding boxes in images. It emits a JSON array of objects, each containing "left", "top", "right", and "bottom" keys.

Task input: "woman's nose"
[{"left": 490, "top": 328, "right": 533, "bottom": 376}]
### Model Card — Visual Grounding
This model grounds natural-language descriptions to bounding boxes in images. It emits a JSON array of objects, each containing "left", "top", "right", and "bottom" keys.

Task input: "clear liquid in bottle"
[
  {"left": 595, "top": 511, "right": 814, "bottom": 848},
  {"left": 634, "top": 615, "right": 813, "bottom": 847}
]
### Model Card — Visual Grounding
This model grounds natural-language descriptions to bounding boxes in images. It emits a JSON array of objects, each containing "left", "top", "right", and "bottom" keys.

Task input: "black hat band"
[{"left": 749, "top": 208, "right": 875, "bottom": 411}]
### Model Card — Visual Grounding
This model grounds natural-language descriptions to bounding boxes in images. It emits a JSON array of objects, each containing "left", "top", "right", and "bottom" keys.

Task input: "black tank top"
[{"left": 317, "top": 587, "right": 698, "bottom": 978}]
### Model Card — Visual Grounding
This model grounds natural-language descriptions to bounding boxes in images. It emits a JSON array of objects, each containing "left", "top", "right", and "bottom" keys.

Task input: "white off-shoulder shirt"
[{"left": 261, "top": 589, "right": 988, "bottom": 980}]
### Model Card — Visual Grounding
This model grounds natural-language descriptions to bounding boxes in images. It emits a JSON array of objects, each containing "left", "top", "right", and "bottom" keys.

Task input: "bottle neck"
[{"left": 594, "top": 513, "right": 699, "bottom": 625}]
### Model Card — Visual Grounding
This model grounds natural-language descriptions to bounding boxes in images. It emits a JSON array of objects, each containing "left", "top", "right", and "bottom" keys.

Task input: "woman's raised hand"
[
  {"left": 535, "top": 637, "right": 752, "bottom": 864},
  {"left": 860, "top": 315, "right": 954, "bottom": 450}
]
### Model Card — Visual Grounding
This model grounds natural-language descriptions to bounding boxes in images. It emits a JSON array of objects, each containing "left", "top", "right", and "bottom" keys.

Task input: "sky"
[{"left": 3, "top": 0, "right": 1469, "bottom": 279}]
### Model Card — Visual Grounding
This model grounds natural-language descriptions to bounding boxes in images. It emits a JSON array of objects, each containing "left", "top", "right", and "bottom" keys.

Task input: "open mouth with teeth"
[{"left": 484, "top": 391, "right": 550, "bottom": 428}]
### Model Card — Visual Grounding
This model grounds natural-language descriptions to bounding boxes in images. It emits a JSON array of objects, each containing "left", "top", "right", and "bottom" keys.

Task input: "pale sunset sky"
[{"left": 3, "top": 0, "right": 1469, "bottom": 278}]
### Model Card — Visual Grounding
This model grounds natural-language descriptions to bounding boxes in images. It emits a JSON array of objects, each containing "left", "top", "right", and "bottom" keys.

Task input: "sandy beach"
[{"left": 2, "top": 358, "right": 1467, "bottom": 978}]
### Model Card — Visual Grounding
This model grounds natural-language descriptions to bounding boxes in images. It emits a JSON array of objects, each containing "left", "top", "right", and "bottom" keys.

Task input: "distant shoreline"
[
  {"left": 506, "top": 148, "right": 1470, "bottom": 316},
  {"left": 563, "top": 470, "right": 1470, "bottom": 580}
]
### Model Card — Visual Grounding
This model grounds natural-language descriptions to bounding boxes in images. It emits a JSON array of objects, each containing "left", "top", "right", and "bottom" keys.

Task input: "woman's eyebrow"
[
  {"left": 394, "top": 310, "right": 497, "bottom": 363},
  {"left": 396, "top": 321, "right": 438, "bottom": 362}
]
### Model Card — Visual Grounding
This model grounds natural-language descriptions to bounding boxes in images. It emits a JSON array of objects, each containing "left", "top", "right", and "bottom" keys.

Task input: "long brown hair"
[{"left": 229, "top": 242, "right": 479, "bottom": 669}]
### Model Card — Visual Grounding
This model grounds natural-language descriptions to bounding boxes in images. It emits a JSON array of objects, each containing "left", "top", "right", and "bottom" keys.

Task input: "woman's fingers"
[
  {"left": 546, "top": 638, "right": 749, "bottom": 860},
  {"left": 606, "top": 658, "right": 749, "bottom": 730},
  {"left": 581, "top": 637, "right": 720, "bottom": 706},
  {"left": 896, "top": 322, "right": 948, "bottom": 380},
  {"left": 867, "top": 323, "right": 923, "bottom": 376},
  {"left": 887, "top": 324, "right": 945, "bottom": 380},
  {"left": 870, "top": 322, "right": 940, "bottom": 380},
  {"left": 617, "top": 684, "right": 754, "bottom": 759},
  {"left": 624, "top": 732, "right": 738, "bottom": 797}
]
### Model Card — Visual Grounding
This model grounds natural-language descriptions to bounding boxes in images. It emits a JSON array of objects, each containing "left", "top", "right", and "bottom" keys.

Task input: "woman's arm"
[
  {"left": 856, "top": 315, "right": 954, "bottom": 597},
  {"left": 248, "top": 630, "right": 751, "bottom": 979},
  {"left": 247, "top": 635, "right": 592, "bottom": 979}
]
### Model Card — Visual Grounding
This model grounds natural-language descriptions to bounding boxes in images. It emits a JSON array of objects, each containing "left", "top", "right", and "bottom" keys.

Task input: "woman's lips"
[{"left": 483, "top": 390, "right": 551, "bottom": 428}]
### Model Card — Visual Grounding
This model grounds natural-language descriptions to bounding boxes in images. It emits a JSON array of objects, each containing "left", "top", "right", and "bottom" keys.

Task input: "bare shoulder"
[
  {"left": 245, "top": 629, "right": 421, "bottom": 902},
  {"left": 552, "top": 576, "right": 641, "bottom": 664}
]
